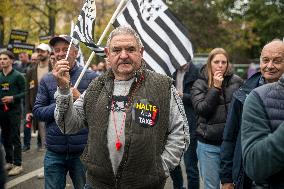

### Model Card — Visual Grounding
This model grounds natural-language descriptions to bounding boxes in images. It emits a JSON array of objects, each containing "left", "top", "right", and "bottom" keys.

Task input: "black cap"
[{"left": 49, "top": 35, "right": 79, "bottom": 48}]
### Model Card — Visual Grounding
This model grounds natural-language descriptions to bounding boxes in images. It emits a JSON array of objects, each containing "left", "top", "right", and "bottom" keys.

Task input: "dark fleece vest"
[{"left": 82, "top": 69, "right": 172, "bottom": 189}]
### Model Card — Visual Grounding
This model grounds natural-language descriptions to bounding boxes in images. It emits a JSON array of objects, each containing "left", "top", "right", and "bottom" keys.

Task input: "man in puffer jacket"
[{"left": 33, "top": 35, "right": 97, "bottom": 189}]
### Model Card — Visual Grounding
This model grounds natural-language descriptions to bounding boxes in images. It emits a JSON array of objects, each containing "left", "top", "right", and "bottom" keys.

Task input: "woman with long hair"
[{"left": 191, "top": 48, "right": 243, "bottom": 189}]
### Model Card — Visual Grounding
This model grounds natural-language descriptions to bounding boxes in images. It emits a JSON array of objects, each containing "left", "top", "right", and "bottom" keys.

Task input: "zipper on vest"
[
  {"left": 114, "top": 174, "right": 123, "bottom": 189},
  {"left": 115, "top": 153, "right": 128, "bottom": 188},
  {"left": 115, "top": 177, "right": 118, "bottom": 189}
]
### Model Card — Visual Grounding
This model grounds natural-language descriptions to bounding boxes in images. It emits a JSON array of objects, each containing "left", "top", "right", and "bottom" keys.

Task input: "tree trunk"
[
  {"left": 0, "top": 16, "right": 4, "bottom": 48},
  {"left": 47, "top": 0, "right": 56, "bottom": 36}
]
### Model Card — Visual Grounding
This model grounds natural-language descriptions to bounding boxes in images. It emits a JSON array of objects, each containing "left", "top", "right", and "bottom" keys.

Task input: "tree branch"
[
  {"left": 23, "top": 2, "right": 49, "bottom": 17},
  {"left": 28, "top": 14, "right": 49, "bottom": 34}
]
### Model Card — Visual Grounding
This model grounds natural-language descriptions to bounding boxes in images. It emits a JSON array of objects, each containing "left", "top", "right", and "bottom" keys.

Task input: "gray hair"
[{"left": 106, "top": 26, "right": 143, "bottom": 49}]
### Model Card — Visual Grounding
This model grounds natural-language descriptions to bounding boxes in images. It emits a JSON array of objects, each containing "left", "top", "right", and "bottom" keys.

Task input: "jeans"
[
  {"left": 44, "top": 150, "right": 86, "bottom": 189},
  {"left": 170, "top": 137, "right": 199, "bottom": 189},
  {"left": 197, "top": 141, "right": 221, "bottom": 189}
]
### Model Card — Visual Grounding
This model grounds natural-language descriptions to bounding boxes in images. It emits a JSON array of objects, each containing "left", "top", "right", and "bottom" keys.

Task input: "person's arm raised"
[{"left": 53, "top": 59, "right": 87, "bottom": 134}]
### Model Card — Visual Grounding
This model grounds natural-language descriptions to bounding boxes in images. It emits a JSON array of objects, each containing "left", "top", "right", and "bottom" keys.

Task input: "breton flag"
[
  {"left": 72, "top": 0, "right": 105, "bottom": 56},
  {"left": 113, "top": 0, "right": 193, "bottom": 76}
]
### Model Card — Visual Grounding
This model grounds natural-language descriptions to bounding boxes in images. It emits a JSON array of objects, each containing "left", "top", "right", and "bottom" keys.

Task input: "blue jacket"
[
  {"left": 172, "top": 64, "right": 199, "bottom": 137},
  {"left": 33, "top": 65, "right": 97, "bottom": 154},
  {"left": 220, "top": 72, "right": 262, "bottom": 188}
]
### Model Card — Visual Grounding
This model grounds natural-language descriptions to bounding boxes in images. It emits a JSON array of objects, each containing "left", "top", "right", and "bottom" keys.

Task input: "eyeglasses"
[{"left": 261, "top": 57, "right": 284, "bottom": 65}]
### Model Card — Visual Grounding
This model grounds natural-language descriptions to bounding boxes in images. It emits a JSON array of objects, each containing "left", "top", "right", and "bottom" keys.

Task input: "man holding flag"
[
  {"left": 32, "top": 0, "right": 101, "bottom": 187},
  {"left": 33, "top": 35, "right": 97, "bottom": 189},
  {"left": 54, "top": 26, "right": 189, "bottom": 188}
]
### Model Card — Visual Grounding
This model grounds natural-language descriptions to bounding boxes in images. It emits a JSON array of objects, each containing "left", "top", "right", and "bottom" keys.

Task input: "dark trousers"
[
  {"left": 23, "top": 125, "right": 42, "bottom": 148},
  {"left": 0, "top": 110, "right": 22, "bottom": 166},
  {"left": 0, "top": 144, "right": 6, "bottom": 188},
  {"left": 24, "top": 119, "right": 42, "bottom": 148},
  {"left": 170, "top": 137, "right": 199, "bottom": 189},
  {"left": 23, "top": 126, "right": 31, "bottom": 148}
]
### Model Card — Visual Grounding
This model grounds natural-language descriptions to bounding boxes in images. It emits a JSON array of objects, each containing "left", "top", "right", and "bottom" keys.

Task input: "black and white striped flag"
[
  {"left": 73, "top": 0, "right": 105, "bottom": 57},
  {"left": 113, "top": 0, "right": 193, "bottom": 76}
]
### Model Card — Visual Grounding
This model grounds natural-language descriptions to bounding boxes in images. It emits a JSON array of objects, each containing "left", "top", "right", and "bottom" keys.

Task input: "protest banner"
[
  {"left": 9, "top": 29, "right": 28, "bottom": 43},
  {"left": 7, "top": 42, "right": 35, "bottom": 58}
]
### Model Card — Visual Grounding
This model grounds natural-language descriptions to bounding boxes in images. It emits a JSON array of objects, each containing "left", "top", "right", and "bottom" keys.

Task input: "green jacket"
[{"left": 0, "top": 69, "right": 25, "bottom": 111}]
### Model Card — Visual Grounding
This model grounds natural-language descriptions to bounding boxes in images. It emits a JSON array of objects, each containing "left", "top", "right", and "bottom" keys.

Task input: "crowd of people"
[
  {"left": 0, "top": 35, "right": 107, "bottom": 182},
  {"left": 0, "top": 25, "right": 283, "bottom": 189}
]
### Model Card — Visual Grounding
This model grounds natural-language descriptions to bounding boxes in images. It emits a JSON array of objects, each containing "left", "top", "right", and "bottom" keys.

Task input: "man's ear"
[
  {"left": 104, "top": 47, "right": 109, "bottom": 57},
  {"left": 140, "top": 47, "right": 144, "bottom": 56}
]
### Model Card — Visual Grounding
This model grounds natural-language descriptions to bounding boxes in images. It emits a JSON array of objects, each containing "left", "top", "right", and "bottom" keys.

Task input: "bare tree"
[{"left": 23, "top": 0, "right": 60, "bottom": 36}]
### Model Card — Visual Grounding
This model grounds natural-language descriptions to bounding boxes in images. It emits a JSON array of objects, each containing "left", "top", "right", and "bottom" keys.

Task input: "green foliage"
[
  {"left": 245, "top": 0, "right": 284, "bottom": 57},
  {"left": 1, "top": 0, "right": 283, "bottom": 64},
  {"left": 168, "top": 0, "right": 227, "bottom": 53},
  {"left": 0, "top": 0, "right": 116, "bottom": 64},
  {"left": 167, "top": 0, "right": 284, "bottom": 63}
]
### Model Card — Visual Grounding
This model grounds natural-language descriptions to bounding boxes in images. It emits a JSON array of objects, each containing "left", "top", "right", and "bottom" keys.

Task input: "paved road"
[{"left": 5, "top": 134, "right": 184, "bottom": 189}]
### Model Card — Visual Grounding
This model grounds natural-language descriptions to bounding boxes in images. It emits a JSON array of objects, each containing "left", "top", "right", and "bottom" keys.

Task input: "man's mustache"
[
  {"left": 118, "top": 60, "right": 132, "bottom": 65},
  {"left": 264, "top": 67, "right": 279, "bottom": 72}
]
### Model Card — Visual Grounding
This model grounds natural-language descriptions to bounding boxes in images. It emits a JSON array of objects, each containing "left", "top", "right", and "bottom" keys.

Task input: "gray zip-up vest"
[{"left": 82, "top": 69, "right": 172, "bottom": 189}]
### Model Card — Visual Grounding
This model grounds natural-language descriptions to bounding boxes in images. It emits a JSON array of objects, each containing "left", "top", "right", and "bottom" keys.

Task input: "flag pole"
[
  {"left": 73, "top": 0, "right": 127, "bottom": 89},
  {"left": 65, "top": 21, "right": 75, "bottom": 60},
  {"left": 64, "top": 38, "right": 74, "bottom": 60}
]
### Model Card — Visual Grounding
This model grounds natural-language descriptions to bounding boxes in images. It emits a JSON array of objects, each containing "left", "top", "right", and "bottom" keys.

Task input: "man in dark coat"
[
  {"left": 23, "top": 44, "right": 52, "bottom": 152},
  {"left": 0, "top": 50, "right": 25, "bottom": 176},
  {"left": 13, "top": 52, "right": 31, "bottom": 74},
  {"left": 241, "top": 40, "right": 284, "bottom": 189},
  {"left": 220, "top": 40, "right": 284, "bottom": 189},
  {"left": 170, "top": 62, "right": 199, "bottom": 189}
]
